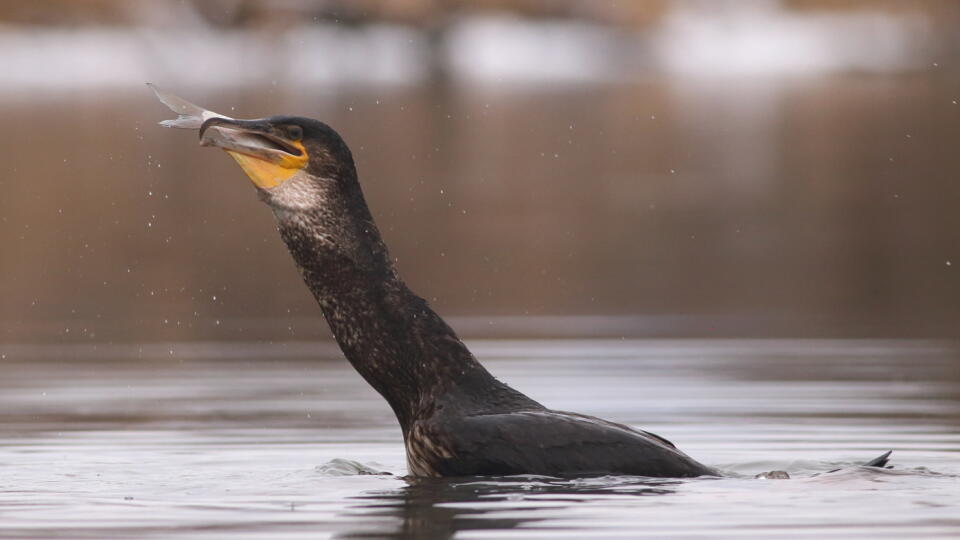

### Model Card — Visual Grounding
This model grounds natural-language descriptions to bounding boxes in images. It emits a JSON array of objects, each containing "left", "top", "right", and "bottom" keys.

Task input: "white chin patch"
[{"left": 264, "top": 171, "right": 327, "bottom": 214}]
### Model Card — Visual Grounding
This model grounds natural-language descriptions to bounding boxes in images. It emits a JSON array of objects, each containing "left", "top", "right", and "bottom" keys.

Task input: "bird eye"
[{"left": 286, "top": 125, "right": 303, "bottom": 140}]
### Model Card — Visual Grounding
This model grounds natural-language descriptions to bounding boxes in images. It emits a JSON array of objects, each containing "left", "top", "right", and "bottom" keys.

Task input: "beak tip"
[{"left": 198, "top": 124, "right": 222, "bottom": 147}]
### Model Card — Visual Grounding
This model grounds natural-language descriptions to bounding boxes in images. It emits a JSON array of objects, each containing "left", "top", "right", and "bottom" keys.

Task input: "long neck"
[{"left": 270, "top": 177, "right": 538, "bottom": 431}]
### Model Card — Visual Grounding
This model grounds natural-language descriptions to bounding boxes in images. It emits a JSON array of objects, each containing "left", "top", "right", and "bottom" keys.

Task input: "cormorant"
[{"left": 150, "top": 86, "right": 890, "bottom": 478}]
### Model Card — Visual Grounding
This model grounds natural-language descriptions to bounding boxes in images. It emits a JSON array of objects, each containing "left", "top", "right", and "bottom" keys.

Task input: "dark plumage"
[
  {"left": 200, "top": 115, "right": 718, "bottom": 478},
  {"left": 187, "top": 111, "right": 891, "bottom": 478}
]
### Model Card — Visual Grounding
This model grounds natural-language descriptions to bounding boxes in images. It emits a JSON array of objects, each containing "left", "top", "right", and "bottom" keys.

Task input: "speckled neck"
[{"left": 267, "top": 174, "right": 537, "bottom": 432}]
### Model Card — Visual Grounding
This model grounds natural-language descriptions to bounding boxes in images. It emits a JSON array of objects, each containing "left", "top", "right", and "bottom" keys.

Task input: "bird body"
[
  {"left": 407, "top": 410, "right": 714, "bottom": 477},
  {"left": 263, "top": 170, "right": 716, "bottom": 478}
]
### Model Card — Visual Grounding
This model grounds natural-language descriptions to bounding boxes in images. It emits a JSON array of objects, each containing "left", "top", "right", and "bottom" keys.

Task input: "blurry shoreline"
[{"left": 0, "top": 5, "right": 953, "bottom": 93}]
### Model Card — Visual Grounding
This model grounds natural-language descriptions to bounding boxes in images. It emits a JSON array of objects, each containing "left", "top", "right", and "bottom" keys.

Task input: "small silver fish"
[
  {"left": 149, "top": 84, "right": 308, "bottom": 189},
  {"left": 147, "top": 83, "right": 232, "bottom": 129}
]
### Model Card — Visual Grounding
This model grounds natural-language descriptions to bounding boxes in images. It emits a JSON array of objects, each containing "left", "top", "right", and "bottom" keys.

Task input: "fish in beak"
[{"left": 149, "top": 83, "right": 308, "bottom": 189}]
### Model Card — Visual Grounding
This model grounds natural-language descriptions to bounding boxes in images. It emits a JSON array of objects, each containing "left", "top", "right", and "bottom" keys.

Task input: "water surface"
[{"left": 1, "top": 339, "right": 957, "bottom": 538}]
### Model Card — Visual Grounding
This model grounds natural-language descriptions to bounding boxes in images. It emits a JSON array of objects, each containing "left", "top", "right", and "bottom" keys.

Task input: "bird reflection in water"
[{"left": 336, "top": 476, "right": 680, "bottom": 539}]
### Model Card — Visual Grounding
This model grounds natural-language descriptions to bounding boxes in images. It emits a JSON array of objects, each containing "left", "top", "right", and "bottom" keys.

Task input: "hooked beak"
[{"left": 200, "top": 118, "right": 308, "bottom": 189}]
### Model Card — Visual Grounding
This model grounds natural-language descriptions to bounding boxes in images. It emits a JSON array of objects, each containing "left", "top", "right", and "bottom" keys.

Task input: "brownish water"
[
  {"left": 2, "top": 76, "right": 960, "bottom": 343},
  {"left": 1, "top": 339, "right": 958, "bottom": 538}
]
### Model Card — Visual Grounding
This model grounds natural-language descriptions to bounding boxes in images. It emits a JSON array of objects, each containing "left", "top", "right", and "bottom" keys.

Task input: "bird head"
[{"left": 199, "top": 115, "right": 356, "bottom": 199}]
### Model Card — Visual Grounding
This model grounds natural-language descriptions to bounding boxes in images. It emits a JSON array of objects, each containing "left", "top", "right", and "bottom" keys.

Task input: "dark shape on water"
[
  {"left": 863, "top": 450, "right": 893, "bottom": 468},
  {"left": 755, "top": 470, "right": 791, "bottom": 479},
  {"left": 758, "top": 450, "right": 893, "bottom": 479},
  {"left": 343, "top": 476, "right": 679, "bottom": 539},
  {"left": 153, "top": 87, "right": 893, "bottom": 479},
  {"left": 819, "top": 450, "right": 895, "bottom": 476}
]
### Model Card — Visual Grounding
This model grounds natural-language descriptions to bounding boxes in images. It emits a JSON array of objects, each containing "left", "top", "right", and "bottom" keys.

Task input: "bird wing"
[{"left": 426, "top": 409, "right": 714, "bottom": 477}]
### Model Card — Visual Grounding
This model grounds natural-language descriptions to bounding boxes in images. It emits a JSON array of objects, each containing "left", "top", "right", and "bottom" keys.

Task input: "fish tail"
[{"left": 147, "top": 83, "right": 231, "bottom": 129}]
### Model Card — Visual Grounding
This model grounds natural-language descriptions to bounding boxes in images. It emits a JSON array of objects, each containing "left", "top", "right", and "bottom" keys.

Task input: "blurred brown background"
[{"left": 1, "top": 0, "right": 959, "bottom": 343}]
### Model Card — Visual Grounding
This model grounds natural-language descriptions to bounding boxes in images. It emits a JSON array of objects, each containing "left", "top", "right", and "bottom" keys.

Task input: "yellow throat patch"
[{"left": 225, "top": 141, "right": 308, "bottom": 189}]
